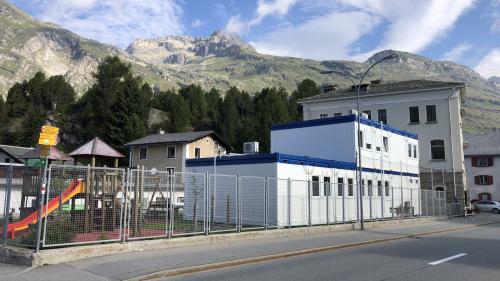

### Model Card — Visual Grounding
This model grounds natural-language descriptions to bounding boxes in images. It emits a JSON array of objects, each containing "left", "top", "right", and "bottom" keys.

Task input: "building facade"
[
  {"left": 299, "top": 80, "right": 466, "bottom": 203},
  {"left": 125, "top": 131, "right": 231, "bottom": 173},
  {"left": 0, "top": 144, "right": 33, "bottom": 164},
  {"left": 464, "top": 131, "right": 500, "bottom": 201},
  {"left": 186, "top": 114, "right": 420, "bottom": 226}
]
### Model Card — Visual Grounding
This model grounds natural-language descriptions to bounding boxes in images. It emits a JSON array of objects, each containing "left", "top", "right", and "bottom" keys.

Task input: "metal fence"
[{"left": 1, "top": 165, "right": 454, "bottom": 249}]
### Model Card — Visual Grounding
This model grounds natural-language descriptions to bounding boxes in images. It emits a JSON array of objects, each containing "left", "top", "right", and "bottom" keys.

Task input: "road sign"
[
  {"left": 26, "top": 158, "right": 46, "bottom": 168},
  {"left": 40, "top": 145, "right": 50, "bottom": 157},
  {"left": 38, "top": 125, "right": 59, "bottom": 146},
  {"left": 41, "top": 125, "right": 59, "bottom": 135}
]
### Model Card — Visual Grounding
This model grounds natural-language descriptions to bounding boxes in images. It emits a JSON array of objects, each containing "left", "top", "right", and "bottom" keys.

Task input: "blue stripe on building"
[
  {"left": 271, "top": 114, "right": 418, "bottom": 140},
  {"left": 186, "top": 153, "right": 418, "bottom": 178}
]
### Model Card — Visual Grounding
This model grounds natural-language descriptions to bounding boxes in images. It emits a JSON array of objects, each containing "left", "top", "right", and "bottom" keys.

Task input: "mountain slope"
[{"left": 0, "top": 0, "right": 498, "bottom": 134}]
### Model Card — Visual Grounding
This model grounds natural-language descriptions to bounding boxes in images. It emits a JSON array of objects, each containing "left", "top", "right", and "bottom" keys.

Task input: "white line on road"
[{"left": 429, "top": 253, "right": 467, "bottom": 266}]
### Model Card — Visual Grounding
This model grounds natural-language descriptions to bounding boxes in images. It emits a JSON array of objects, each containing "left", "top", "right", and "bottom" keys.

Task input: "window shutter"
[
  {"left": 471, "top": 157, "right": 477, "bottom": 167},
  {"left": 488, "top": 176, "right": 493, "bottom": 185},
  {"left": 488, "top": 157, "right": 494, "bottom": 167},
  {"left": 474, "top": 176, "right": 480, "bottom": 185}
]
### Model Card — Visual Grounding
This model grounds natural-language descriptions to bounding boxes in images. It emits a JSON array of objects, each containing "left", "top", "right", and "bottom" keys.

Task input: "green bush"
[{"left": 22, "top": 214, "right": 76, "bottom": 246}]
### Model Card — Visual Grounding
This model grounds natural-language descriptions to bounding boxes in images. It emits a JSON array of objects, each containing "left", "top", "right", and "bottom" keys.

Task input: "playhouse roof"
[
  {"left": 20, "top": 146, "right": 72, "bottom": 161},
  {"left": 69, "top": 137, "right": 125, "bottom": 158}
]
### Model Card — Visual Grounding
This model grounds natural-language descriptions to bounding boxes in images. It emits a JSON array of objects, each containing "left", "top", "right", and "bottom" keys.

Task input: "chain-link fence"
[
  {"left": 42, "top": 165, "right": 125, "bottom": 247},
  {"left": 2, "top": 165, "right": 454, "bottom": 249}
]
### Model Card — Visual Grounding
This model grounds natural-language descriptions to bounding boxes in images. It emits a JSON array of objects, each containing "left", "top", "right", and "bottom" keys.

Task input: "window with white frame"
[
  {"left": 337, "top": 178, "right": 344, "bottom": 196},
  {"left": 139, "top": 147, "right": 148, "bottom": 159},
  {"left": 348, "top": 178, "right": 354, "bottom": 196},
  {"left": 166, "top": 167, "right": 175, "bottom": 175},
  {"left": 167, "top": 145, "right": 176, "bottom": 158},
  {"left": 194, "top": 147, "right": 201, "bottom": 158},
  {"left": 334, "top": 112, "right": 342, "bottom": 117},
  {"left": 377, "top": 181, "right": 382, "bottom": 196},
  {"left": 477, "top": 157, "right": 489, "bottom": 167},
  {"left": 384, "top": 181, "right": 390, "bottom": 197},
  {"left": 358, "top": 131, "right": 364, "bottom": 147},
  {"left": 361, "top": 179, "right": 365, "bottom": 196},
  {"left": 320, "top": 113, "right": 329, "bottom": 119},
  {"left": 324, "top": 177, "right": 331, "bottom": 196},
  {"left": 413, "top": 144, "right": 417, "bottom": 158},
  {"left": 312, "top": 176, "right": 320, "bottom": 196},
  {"left": 383, "top": 137, "right": 389, "bottom": 152},
  {"left": 408, "top": 144, "right": 412, "bottom": 158},
  {"left": 378, "top": 109, "right": 387, "bottom": 124},
  {"left": 362, "top": 110, "right": 372, "bottom": 120},
  {"left": 367, "top": 180, "right": 373, "bottom": 196}
]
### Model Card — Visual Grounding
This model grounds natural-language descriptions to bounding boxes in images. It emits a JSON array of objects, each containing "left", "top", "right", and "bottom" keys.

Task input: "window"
[
  {"left": 378, "top": 109, "right": 387, "bottom": 124},
  {"left": 426, "top": 105, "right": 437, "bottom": 122},
  {"left": 430, "top": 140, "right": 445, "bottom": 160},
  {"left": 4, "top": 158, "right": 10, "bottom": 163},
  {"left": 194, "top": 147, "right": 201, "bottom": 158},
  {"left": 324, "top": 177, "right": 331, "bottom": 196},
  {"left": 312, "top": 176, "right": 320, "bottom": 196},
  {"left": 361, "top": 180, "right": 365, "bottom": 196},
  {"left": 476, "top": 157, "right": 492, "bottom": 167},
  {"left": 384, "top": 181, "right": 390, "bottom": 197},
  {"left": 475, "top": 175, "right": 493, "bottom": 185},
  {"left": 347, "top": 178, "right": 354, "bottom": 196},
  {"left": 139, "top": 147, "right": 148, "bottom": 160},
  {"left": 362, "top": 110, "right": 372, "bottom": 120},
  {"left": 320, "top": 113, "right": 329, "bottom": 119},
  {"left": 167, "top": 145, "right": 176, "bottom": 158},
  {"left": 367, "top": 180, "right": 373, "bottom": 196},
  {"left": 383, "top": 137, "right": 389, "bottom": 152},
  {"left": 377, "top": 181, "right": 382, "bottom": 196},
  {"left": 334, "top": 113, "right": 342, "bottom": 117},
  {"left": 166, "top": 167, "right": 175, "bottom": 175},
  {"left": 358, "top": 131, "right": 364, "bottom": 147},
  {"left": 337, "top": 178, "right": 344, "bottom": 196},
  {"left": 376, "top": 146, "right": 381, "bottom": 152},
  {"left": 408, "top": 144, "right": 412, "bottom": 157},
  {"left": 177, "top": 197, "right": 184, "bottom": 203},
  {"left": 409, "top": 106, "right": 420, "bottom": 123},
  {"left": 413, "top": 145, "right": 417, "bottom": 158}
]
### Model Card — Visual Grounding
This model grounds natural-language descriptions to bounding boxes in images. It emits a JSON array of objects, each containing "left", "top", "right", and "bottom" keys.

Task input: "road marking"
[{"left": 429, "top": 253, "right": 467, "bottom": 266}]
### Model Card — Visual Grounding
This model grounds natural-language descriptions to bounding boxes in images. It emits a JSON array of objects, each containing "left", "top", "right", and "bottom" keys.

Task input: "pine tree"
[
  {"left": 289, "top": 79, "right": 321, "bottom": 120},
  {"left": 179, "top": 84, "right": 208, "bottom": 129}
]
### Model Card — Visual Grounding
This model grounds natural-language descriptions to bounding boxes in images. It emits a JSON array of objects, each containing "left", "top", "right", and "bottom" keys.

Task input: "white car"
[{"left": 474, "top": 200, "right": 500, "bottom": 214}]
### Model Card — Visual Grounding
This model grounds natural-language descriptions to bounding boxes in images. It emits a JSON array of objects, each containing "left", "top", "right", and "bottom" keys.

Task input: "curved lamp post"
[{"left": 321, "top": 53, "right": 398, "bottom": 230}]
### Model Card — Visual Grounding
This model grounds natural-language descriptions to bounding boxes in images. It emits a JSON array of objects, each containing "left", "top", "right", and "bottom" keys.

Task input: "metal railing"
[{"left": 1, "top": 164, "right": 452, "bottom": 249}]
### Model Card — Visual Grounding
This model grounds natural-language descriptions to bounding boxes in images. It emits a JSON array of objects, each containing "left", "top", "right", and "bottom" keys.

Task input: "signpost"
[{"left": 35, "top": 125, "right": 59, "bottom": 252}]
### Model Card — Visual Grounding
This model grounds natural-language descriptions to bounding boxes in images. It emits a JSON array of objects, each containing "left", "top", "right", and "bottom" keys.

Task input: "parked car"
[{"left": 474, "top": 200, "right": 500, "bottom": 214}]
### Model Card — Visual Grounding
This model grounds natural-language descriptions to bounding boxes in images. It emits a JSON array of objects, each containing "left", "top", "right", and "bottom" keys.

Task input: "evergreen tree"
[
  {"left": 289, "top": 79, "right": 321, "bottom": 120},
  {"left": 6, "top": 82, "right": 28, "bottom": 117},
  {"left": 205, "top": 87, "right": 222, "bottom": 129},
  {"left": 179, "top": 84, "right": 208, "bottom": 129},
  {"left": 42, "top": 75, "right": 76, "bottom": 114},
  {"left": 19, "top": 104, "right": 47, "bottom": 147},
  {"left": 0, "top": 96, "right": 6, "bottom": 143}
]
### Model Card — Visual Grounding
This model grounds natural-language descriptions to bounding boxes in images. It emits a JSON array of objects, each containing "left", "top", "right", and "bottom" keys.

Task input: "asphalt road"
[{"left": 166, "top": 223, "right": 500, "bottom": 281}]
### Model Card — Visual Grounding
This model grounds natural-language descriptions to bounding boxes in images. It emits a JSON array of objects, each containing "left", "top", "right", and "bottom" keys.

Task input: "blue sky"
[{"left": 11, "top": 0, "right": 500, "bottom": 79}]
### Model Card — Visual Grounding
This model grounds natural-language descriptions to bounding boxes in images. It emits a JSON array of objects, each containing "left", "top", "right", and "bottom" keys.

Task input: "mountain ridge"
[{"left": 0, "top": 0, "right": 498, "bottom": 134}]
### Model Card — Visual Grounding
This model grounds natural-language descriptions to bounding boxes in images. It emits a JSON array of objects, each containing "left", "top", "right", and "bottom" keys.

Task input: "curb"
[{"left": 128, "top": 220, "right": 499, "bottom": 281}]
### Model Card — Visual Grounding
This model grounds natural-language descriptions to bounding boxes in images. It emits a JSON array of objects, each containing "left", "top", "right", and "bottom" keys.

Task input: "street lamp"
[{"left": 320, "top": 53, "right": 398, "bottom": 230}]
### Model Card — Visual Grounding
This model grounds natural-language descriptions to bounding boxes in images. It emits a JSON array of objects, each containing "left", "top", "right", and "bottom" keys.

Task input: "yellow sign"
[
  {"left": 40, "top": 145, "right": 50, "bottom": 157},
  {"left": 41, "top": 125, "right": 59, "bottom": 135},
  {"left": 38, "top": 125, "right": 59, "bottom": 146}
]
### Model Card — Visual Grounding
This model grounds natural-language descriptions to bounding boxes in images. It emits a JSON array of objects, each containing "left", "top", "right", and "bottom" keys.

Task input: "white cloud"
[
  {"left": 488, "top": 0, "right": 500, "bottom": 32},
  {"left": 224, "top": 0, "right": 298, "bottom": 34},
  {"left": 252, "top": 0, "right": 474, "bottom": 61},
  {"left": 191, "top": 19, "right": 204, "bottom": 28},
  {"left": 441, "top": 43, "right": 473, "bottom": 62},
  {"left": 475, "top": 49, "right": 500, "bottom": 78},
  {"left": 251, "top": 11, "right": 380, "bottom": 60},
  {"left": 26, "top": 0, "right": 184, "bottom": 48}
]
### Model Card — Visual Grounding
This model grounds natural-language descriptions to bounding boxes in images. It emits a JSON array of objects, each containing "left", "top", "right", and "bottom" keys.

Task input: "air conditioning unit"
[{"left": 243, "top": 142, "right": 259, "bottom": 154}]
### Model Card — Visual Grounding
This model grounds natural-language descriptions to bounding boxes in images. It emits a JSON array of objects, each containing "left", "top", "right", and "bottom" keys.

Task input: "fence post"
[
  {"left": 432, "top": 189, "right": 436, "bottom": 217},
  {"left": 342, "top": 182, "right": 345, "bottom": 224},
  {"left": 264, "top": 177, "right": 268, "bottom": 230},
  {"left": 36, "top": 157, "right": 48, "bottom": 252},
  {"left": 391, "top": 185, "right": 394, "bottom": 220},
  {"left": 326, "top": 181, "right": 330, "bottom": 225},
  {"left": 410, "top": 187, "right": 413, "bottom": 217},
  {"left": 236, "top": 174, "right": 241, "bottom": 232},
  {"left": 122, "top": 168, "right": 129, "bottom": 243},
  {"left": 2, "top": 165, "right": 13, "bottom": 247},
  {"left": 308, "top": 179, "right": 312, "bottom": 227},
  {"left": 168, "top": 173, "right": 174, "bottom": 239},
  {"left": 205, "top": 172, "right": 209, "bottom": 235},
  {"left": 287, "top": 178, "right": 291, "bottom": 228}
]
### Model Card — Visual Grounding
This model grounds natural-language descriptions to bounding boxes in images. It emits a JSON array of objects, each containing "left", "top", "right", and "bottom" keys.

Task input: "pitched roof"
[
  {"left": 0, "top": 144, "right": 34, "bottom": 163},
  {"left": 124, "top": 130, "right": 231, "bottom": 149},
  {"left": 69, "top": 137, "right": 125, "bottom": 158},
  {"left": 21, "top": 146, "right": 73, "bottom": 161},
  {"left": 464, "top": 130, "right": 500, "bottom": 156},
  {"left": 299, "top": 80, "right": 465, "bottom": 103}
]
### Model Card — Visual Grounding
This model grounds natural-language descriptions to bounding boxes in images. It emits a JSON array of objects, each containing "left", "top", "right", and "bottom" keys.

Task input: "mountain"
[{"left": 0, "top": 0, "right": 499, "bottom": 134}]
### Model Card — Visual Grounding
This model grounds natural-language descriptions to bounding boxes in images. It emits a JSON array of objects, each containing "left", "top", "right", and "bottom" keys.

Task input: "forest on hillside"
[{"left": 0, "top": 56, "right": 321, "bottom": 154}]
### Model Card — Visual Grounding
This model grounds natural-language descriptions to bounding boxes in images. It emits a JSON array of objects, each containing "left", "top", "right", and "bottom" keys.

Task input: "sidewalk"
[{"left": 1, "top": 214, "right": 498, "bottom": 281}]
